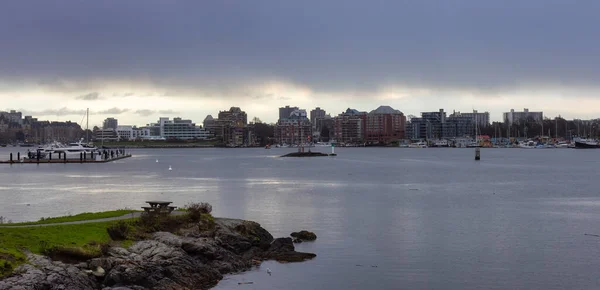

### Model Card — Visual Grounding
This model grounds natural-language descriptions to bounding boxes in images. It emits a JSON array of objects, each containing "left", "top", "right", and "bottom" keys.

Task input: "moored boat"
[{"left": 574, "top": 139, "right": 600, "bottom": 149}]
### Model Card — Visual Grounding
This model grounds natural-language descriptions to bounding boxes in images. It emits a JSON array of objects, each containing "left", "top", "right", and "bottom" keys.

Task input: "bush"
[
  {"left": 135, "top": 213, "right": 189, "bottom": 234},
  {"left": 43, "top": 246, "right": 101, "bottom": 263},
  {"left": 107, "top": 221, "right": 131, "bottom": 241},
  {"left": 185, "top": 202, "right": 213, "bottom": 222}
]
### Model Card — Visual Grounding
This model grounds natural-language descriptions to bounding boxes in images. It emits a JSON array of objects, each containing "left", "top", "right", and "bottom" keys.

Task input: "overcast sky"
[{"left": 1, "top": 0, "right": 599, "bottom": 127}]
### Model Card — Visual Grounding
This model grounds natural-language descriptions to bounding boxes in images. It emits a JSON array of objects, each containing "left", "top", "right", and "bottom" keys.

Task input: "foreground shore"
[{"left": 0, "top": 209, "right": 316, "bottom": 289}]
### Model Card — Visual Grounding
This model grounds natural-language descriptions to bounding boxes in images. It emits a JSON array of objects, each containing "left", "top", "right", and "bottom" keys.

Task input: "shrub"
[
  {"left": 185, "top": 202, "right": 213, "bottom": 222},
  {"left": 135, "top": 213, "right": 189, "bottom": 234},
  {"left": 107, "top": 221, "right": 131, "bottom": 241},
  {"left": 43, "top": 246, "right": 101, "bottom": 263}
]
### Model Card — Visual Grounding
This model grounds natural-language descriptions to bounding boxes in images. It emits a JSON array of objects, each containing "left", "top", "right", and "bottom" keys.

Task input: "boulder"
[
  {"left": 263, "top": 238, "right": 317, "bottom": 262},
  {"left": 0, "top": 253, "right": 99, "bottom": 290},
  {"left": 290, "top": 230, "right": 317, "bottom": 241},
  {"left": 1, "top": 218, "right": 315, "bottom": 290}
]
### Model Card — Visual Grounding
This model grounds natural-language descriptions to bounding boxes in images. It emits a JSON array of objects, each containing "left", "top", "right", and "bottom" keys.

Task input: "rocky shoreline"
[{"left": 0, "top": 218, "right": 316, "bottom": 290}]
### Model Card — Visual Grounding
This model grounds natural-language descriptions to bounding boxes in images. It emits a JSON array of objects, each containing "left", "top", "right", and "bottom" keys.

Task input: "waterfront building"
[
  {"left": 366, "top": 106, "right": 406, "bottom": 144},
  {"left": 450, "top": 110, "right": 490, "bottom": 128},
  {"left": 116, "top": 125, "right": 151, "bottom": 141},
  {"left": 279, "top": 105, "right": 299, "bottom": 120},
  {"left": 310, "top": 107, "right": 327, "bottom": 130},
  {"left": 407, "top": 109, "right": 474, "bottom": 139},
  {"left": 94, "top": 128, "right": 119, "bottom": 141},
  {"left": 333, "top": 108, "right": 367, "bottom": 144},
  {"left": 275, "top": 109, "right": 312, "bottom": 145},
  {"left": 218, "top": 107, "right": 247, "bottom": 125},
  {"left": 0, "top": 110, "right": 23, "bottom": 125},
  {"left": 203, "top": 107, "right": 252, "bottom": 146},
  {"left": 315, "top": 117, "right": 334, "bottom": 142},
  {"left": 503, "top": 108, "right": 543, "bottom": 125},
  {"left": 147, "top": 117, "right": 211, "bottom": 140},
  {"left": 103, "top": 118, "right": 118, "bottom": 130}
]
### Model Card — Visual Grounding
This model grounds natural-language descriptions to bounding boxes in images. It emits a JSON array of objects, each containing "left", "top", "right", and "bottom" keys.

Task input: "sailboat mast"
[
  {"left": 555, "top": 117, "right": 558, "bottom": 139},
  {"left": 86, "top": 108, "right": 89, "bottom": 143}
]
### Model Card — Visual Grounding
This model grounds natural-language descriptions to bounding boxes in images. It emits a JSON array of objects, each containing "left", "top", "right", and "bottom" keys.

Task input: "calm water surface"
[{"left": 1, "top": 147, "right": 600, "bottom": 289}]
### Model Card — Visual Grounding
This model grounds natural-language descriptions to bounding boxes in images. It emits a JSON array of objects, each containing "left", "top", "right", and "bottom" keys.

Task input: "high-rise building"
[
  {"left": 0, "top": 110, "right": 23, "bottom": 125},
  {"left": 366, "top": 106, "right": 406, "bottom": 144},
  {"left": 279, "top": 106, "right": 299, "bottom": 120},
  {"left": 218, "top": 107, "right": 247, "bottom": 126},
  {"left": 450, "top": 110, "right": 490, "bottom": 128},
  {"left": 333, "top": 108, "right": 367, "bottom": 144},
  {"left": 503, "top": 108, "right": 543, "bottom": 125},
  {"left": 103, "top": 118, "right": 118, "bottom": 130},
  {"left": 407, "top": 109, "right": 474, "bottom": 139},
  {"left": 310, "top": 107, "right": 327, "bottom": 130},
  {"left": 275, "top": 109, "right": 311, "bottom": 145},
  {"left": 203, "top": 107, "right": 250, "bottom": 146}
]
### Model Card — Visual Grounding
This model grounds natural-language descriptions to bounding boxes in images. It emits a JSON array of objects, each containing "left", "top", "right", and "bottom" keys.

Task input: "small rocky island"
[
  {"left": 0, "top": 204, "right": 316, "bottom": 290},
  {"left": 281, "top": 152, "right": 336, "bottom": 157}
]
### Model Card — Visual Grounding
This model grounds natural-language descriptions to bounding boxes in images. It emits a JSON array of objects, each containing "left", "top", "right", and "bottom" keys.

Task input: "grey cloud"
[
  {"left": 76, "top": 92, "right": 100, "bottom": 100},
  {"left": 1, "top": 1, "right": 600, "bottom": 96},
  {"left": 20, "top": 107, "right": 87, "bottom": 116},
  {"left": 96, "top": 107, "right": 129, "bottom": 114},
  {"left": 134, "top": 109, "right": 180, "bottom": 116},
  {"left": 135, "top": 110, "right": 155, "bottom": 117},
  {"left": 158, "top": 110, "right": 180, "bottom": 114}
]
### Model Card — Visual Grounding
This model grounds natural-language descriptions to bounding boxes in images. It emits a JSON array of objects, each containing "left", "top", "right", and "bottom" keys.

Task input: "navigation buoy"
[
  {"left": 168, "top": 165, "right": 172, "bottom": 171},
  {"left": 475, "top": 148, "right": 481, "bottom": 161}
]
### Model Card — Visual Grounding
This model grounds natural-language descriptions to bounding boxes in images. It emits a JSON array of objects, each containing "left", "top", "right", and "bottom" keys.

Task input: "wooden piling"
[
  {"left": 475, "top": 148, "right": 481, "bottom": 161},
  {"left": 9, "top": 153, "right": 13, "bottom": 163}
]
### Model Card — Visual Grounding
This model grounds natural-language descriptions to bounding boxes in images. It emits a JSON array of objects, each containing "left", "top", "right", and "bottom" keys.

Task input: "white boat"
[
  {"left": 409, "top": 141, "right": 428, "bottom": 148},
  {"left": 432, "top": 140, "right": 449, "bottom": 147},
  {"left": 519, "top": 140, "right": 537, "bottom": 149},
  {"left": 34, "top": 138, "right": 100, "bottom": 159}
]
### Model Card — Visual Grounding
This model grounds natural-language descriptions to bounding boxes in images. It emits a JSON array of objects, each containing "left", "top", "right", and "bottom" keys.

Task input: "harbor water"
[{"left": 1, "top": 147, "right": 600, "bottom": 289}]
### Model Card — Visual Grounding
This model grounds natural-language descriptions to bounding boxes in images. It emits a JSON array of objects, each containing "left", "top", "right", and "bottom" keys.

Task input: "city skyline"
[
  {"left": 0, "top": 104, "right": 587, "bottom": 129},
  {"left": 2, "top": 1, "right": 600, "bottom": 126}
]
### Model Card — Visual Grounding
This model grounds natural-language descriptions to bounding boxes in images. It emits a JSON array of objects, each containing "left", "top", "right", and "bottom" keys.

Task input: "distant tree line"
[{"left": 479, "top": 117, "right": 599, "bottom": 139}]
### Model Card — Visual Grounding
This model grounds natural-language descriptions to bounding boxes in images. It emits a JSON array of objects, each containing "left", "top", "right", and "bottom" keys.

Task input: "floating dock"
[{"left": 0, "top": 149, "right": 132, "bottom": 164}]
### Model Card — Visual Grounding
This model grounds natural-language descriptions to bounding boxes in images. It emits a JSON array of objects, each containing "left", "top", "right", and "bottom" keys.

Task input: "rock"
[
  {"left": 263, "top": 238, "right": 317, "bottom": 262},
  {"left": 290, "top": 230, "right": 317, "bottom": 241},
  {"left": 0, "top": 253, "right": 99, "bottom": 290},
  {"left": 1, "top": 218, "right": 315, "bottom": 290},
  {"left": 92, "top": 266, "right": 105, "bottom": 277},
  {"left": 292, "top": 238, "right": 303, "bottom": 243}
]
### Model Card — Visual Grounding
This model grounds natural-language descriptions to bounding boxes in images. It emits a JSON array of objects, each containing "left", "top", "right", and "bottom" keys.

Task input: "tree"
[
  {"left": 252, "top": 117, "right": 262, "bottom": 124},
  {"left": 254, "top": 123, "right": 274, "bottom": 146}
]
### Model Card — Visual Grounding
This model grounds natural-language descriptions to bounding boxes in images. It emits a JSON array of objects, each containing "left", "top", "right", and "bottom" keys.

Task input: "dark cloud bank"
[{"left": 1, "top": 0, "right": 599, "bottom": 95}]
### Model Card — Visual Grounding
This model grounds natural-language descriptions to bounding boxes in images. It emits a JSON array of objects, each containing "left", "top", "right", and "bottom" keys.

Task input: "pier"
[{"left": 0, "top": 149, "right": 132, "bottom": 164}]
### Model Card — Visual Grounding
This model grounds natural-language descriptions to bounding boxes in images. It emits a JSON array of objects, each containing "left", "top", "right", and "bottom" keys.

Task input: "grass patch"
[
  {"left": 2, "top": 210, "right": 139, "bottom": 226},
  {"left": 0, "top": 219, "right": 133, "bottom": 277}
]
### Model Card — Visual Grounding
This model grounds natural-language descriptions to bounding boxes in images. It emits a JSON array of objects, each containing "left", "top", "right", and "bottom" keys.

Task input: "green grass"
[
  {"left": 0, "top": 219, "right": 134, "bottom": 277},
  {"left": 2, "top": 210, "right": 139, "bottom": 226}
]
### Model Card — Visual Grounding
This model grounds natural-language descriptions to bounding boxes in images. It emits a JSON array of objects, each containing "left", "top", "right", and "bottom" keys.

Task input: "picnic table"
[{"left": 142, "top": 201, "right": 177, "bottom": 215}]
